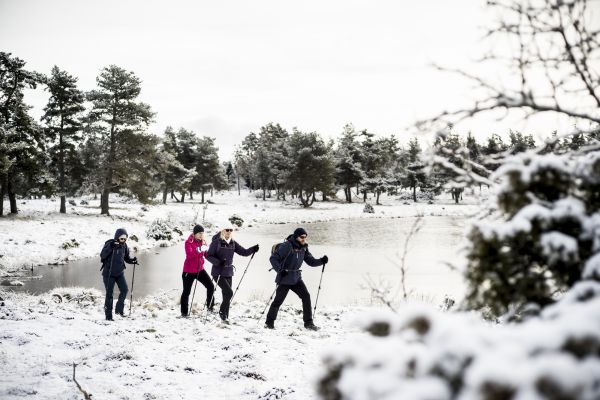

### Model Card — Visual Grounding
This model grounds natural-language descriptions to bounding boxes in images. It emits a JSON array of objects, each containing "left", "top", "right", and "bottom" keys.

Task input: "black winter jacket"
[
  {"left": 270, "top": 235, "right": 323, "bottom": 285},
  {"left": 206, "top": 233, "right": 253, "bottom": 278},
  {"left": 100, "top": 228, "right": 135, "bottom": 277}
]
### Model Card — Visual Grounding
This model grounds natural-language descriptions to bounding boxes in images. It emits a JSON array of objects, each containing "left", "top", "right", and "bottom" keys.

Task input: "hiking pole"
[
  {"left": 231, "top": 252, "right": 255, "bottom": 302},
  {"left": 312, "top": 261, "right": 327, "bottom": 320},
  {"left": 204, "top": 275, "right": 221, "bottom": 323},
  {"left": 189, "top": 249, "right": 204, "bottom": 316},
  {"left": 129, "top": 260, "right": 138, "bottom": 316},
  {"left": 257, "top": 284, "right": 278, "bottom": 323}
]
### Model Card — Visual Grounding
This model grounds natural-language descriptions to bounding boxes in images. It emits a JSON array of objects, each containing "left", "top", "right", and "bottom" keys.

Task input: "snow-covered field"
[
  {"left": 0, "top": 287, "right": 362, "bottom": 400},
  {"left": 0, "top": 190, "right": 482, "bottom": 281}
]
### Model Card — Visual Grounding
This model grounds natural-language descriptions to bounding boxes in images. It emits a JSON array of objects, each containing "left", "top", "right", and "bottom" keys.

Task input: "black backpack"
[{"left": 270, "top": 240, "right": 293, "bottom": 272}]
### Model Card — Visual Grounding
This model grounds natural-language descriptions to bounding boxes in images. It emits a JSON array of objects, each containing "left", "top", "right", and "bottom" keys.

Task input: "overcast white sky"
[{"left": 0, "top": 0, "right": 588, "bottom": 159}]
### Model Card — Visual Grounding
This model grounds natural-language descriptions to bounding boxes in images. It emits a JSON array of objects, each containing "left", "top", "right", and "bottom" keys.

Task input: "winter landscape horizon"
[{"left": 2, "top": 1, "right": 600, "bottom": 399}]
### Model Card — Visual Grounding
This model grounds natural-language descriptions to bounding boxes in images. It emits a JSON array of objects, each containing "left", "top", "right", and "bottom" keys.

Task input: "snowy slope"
[{"left": 0, "top": 287, "right": 363, "bottom": 400}]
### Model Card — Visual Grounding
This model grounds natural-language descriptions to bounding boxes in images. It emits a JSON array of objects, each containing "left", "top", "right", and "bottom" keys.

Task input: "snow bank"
[{"left": 317, "top": 281, "right": 600, "bottom": 400}]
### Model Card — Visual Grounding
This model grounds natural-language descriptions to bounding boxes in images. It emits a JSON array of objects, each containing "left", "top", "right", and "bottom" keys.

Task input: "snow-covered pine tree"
[
  {"left": 42, "top": 66, "right": 86, "bottom": 213},
  {"left": 466, "top": 145, "right": 600, "bottom": 318},
  {"left": 87, "top": 65, "right": 154, "bottom": 215},
  {"left": 334, "top": 124, "right": 364, "bottom": 203},
  {"left": 0, "top": 52, "right": 43, "bottom": 216}
]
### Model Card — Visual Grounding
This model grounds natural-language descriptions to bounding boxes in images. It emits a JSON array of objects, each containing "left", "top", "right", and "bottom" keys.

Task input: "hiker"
[
  {"left": 100, "top": 228, "right": 138, "bottom": 321},
  {"left": 206, "top": 222, "right": 259, "bottom": 323},
  {"left": 265, "top": 227, "right": 328, "bottom": 331},
  {"left": 180, "top": 224, "right": 212, "bottom": 317}
]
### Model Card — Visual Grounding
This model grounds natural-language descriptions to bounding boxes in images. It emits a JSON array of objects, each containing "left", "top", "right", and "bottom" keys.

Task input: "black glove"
[
  {"left": 131, "top": 257, "right": 138, "bottom": 264},
  {"left": 111, "top": 241, "right": 119, "bottom": 247},
  {"left": 321, "top": 255, "right": 328, "bottom": 264},
  {"left": 251, "top": 244, "right": 259, "bottom": 253},
  {"left": 280, "top": 270, "right": 288, "bottom": 277}
]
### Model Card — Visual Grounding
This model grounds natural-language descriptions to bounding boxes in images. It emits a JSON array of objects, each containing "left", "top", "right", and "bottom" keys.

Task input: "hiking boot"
[
  {"left": 105, "top": 316, "right": 113, "bottom": 321},
  {"left": 305, "top": 323, "right": 320, "bottom": 331},
  {"left": 265, "top": 321, "right": 275, "bottom": 329},
  {"left": 219, "top": 312, "right": 229, "bottom": 324},
  {"left": 116, "top": 311, "right": 125, "bottom": 317}
]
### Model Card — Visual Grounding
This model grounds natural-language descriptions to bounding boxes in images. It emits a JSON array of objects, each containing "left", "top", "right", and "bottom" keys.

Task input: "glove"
[
  {"left": 112, "top": 241, "right": 119, "bottom": 247},
  {"left": 321, "top": 255, "right": 328, "bottom": 264},
  {"left": 200, "top": 244, "right": 209, "bottom": 252},
  {"left": 131, "top": 257, "right": 138, "bottom": 264},
  {"left": 251, "top": 244, "right": 259, "bottom": 253}
]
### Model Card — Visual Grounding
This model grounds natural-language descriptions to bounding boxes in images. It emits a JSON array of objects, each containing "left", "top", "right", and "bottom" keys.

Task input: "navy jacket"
[
  {"left": 206, "top": 233, "right": 253, "bottom": 278},
  {"left": 100, "top": 228, "right": 135, "bottom": 277},
  {"left": 270, "top": 235, "right": 323, "bottom": 285}
]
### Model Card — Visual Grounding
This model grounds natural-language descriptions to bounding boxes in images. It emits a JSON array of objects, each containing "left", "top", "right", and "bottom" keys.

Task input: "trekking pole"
[
  {"left": 204, "top": 275, "right": 221, "bottom": 323},
  {"left": 312, "top": 261, "right": 327, "bottom": 320},
  {"left": 257, "top": 284, "right": 278, "bottom": 323},
  {"left": 129, "top": 260, "right": 138, "bottom": 316},
  {"left": 231, "top": 252, "right": 255, "bottom": 302}
]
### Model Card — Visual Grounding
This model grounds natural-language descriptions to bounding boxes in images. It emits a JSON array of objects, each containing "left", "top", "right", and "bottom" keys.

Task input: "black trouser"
[
  {"left": 215, "top": 276, "right": 233, "bottom": 319},
  {"left": 103, "top": 273, "right": 128, "bottom": 318},
  {"left": 266, "top": 279, "right": 312, "bottom": 325},
  {"left": 181, "top": 270, "right": 215, "bottom": 316}
]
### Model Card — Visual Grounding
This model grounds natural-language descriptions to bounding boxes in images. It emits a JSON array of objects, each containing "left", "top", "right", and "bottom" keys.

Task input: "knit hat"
[
  {"left": 293, "top": 227, "right": 308, "bottom": 238},
  {"left": 193, "top": 225, "right": 204, "bottom": 234}
]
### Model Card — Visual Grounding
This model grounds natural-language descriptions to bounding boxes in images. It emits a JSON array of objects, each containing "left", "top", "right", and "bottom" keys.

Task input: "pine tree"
[
  {"left": 193, "top": 136, "right": 223, "bottom": 203},
  {"left": 0, "top": 52, "right": 43, "bottom": 216},
  {"left": 400, "top": 137, "right": 428, "bottom": 202},
  {"left": 87, "top": 65, "right": 154, "bottom": 215},
  {"left": 286, "top": 129, "right": 335, "bottom": 208},
  {"left": 334, "top": 124, "right": 364, "bottom": 203},
  {"left": 42, "top": 66, "right": 85, "bottom": 213}
]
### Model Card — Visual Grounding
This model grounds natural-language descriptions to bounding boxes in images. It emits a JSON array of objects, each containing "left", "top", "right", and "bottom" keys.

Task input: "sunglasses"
[
  {"left": 119, "top": 237, "right": 127, "bottom": 242},
  {"left": 299, "top": 235, "right": 307, "bottom": 239},
  {"left": 224, "top": 229, "right": 233, "bottom": 232}
]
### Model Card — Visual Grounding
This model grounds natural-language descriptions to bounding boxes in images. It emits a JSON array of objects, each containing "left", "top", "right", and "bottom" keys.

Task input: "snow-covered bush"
[
  {"left": 363, "top": 203, "right": 375, "bottom": 214},
  {"left": 465, "top": 151, "right": 600, "bottom": 317},
  {"left": 60, "top": 238, "right": 79, "bottom": 249},
  {"left": 317, "top": 282, "right": 600, "bottom": 400},
  {"left": 145, "top": 219, "right": 182, "bottom": 241},
  {"left": 229, "top": 214, "right": 244, "bottom": 227}
]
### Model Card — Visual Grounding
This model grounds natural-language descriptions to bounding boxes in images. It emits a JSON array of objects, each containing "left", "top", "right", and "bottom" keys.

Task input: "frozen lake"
[{"left": 11, "top": 216, "right": 468, "bottom": 307}]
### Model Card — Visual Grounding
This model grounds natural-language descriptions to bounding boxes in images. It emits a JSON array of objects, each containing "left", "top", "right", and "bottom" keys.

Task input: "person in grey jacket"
[
  {"left": 206, "top": 223, "right": 258, "bottom": 323},
  {"left": 265, "top": 227, "right": 327, "bottom": 331},
  {"left": 100, "top": 228, "right": 137, "bottom": 321}
]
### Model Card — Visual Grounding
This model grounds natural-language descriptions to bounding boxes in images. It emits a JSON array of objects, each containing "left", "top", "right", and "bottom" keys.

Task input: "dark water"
[{"left": 11, "top": 217, "right": 467, "bottom": 306}]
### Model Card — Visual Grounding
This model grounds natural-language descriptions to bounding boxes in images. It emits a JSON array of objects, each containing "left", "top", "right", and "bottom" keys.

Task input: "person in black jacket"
[
  {"left": 206, "top": 223, "right": 258, "bottom": 323},
  {"left": 100, "top": 228, "right": 137, "bottom": 321},
  {"left": 266, "top": 227, "right": 328, "bottom": 331}
]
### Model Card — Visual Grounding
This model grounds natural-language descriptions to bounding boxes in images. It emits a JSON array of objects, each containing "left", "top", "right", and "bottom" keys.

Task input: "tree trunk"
[
  {"left": 356, "top": 184, "right": 359, "bottom": 196},
  {"left": 189, "top": 190, "right": 193, "bottom": 200},
  {"left": 376, "top": 191, "right": 381, "bottom": 205},
  {"left": 237, "top": 174, "right": 241, "bottom": 195},
  {"left": 322, "top": 192, "right": 327, "bottom": 202},
  {"left": 162, "top": 189, "right": 168, "bottom": 204},
  {"left": 170, "top": 190, "right": 174, "bottom": 199},
  {"left": 181, "top": 192, "right": 186, "bottom": 203},
  {"left": 59, "top": 116, "right": 66, "bottom": 214},
  {"left": 363, "top": 190, "right": 367, "bottom": 203},
  {"left": 8, "top": 179, "right": 17, "bottom": 214},
  {"left": 201, "top": 189, "right": 205, "bottom": 203},
  {"left": 263, "top": 188, "right": 266, "bottom": 201},
  {"left": 101, "top": 120, "right": 116, "bottom": 216},
  {"left": 413, "top": 185, "right": 417, "bottom": 202},
  {"left": 0, "top": 177, "right": 4, "bottom": 217}
]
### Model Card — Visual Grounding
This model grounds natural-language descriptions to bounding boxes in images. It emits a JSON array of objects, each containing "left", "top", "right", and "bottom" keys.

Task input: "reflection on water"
[{"left": 12, "top": 216, "right": 468, "bottom": 306}]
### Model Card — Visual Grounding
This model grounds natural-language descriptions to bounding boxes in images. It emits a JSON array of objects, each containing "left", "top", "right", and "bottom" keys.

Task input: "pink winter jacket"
[{"left": 183, "top": 234, "right": 208, "bottom": 273}]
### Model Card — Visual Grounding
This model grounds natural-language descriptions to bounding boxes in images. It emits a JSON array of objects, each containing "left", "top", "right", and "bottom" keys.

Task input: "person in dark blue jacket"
[
  {"left": 100, "top": 228, "right": 137, "bottom": 321},
  {"left": 265, "top": 227, "right": 328, "bottom": 331},
  {"left": 206, "top": 223, "right": 258, "bottom": 323}
]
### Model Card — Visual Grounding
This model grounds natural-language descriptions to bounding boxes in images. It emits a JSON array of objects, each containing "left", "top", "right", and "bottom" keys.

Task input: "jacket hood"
[
  {"left": 114, "top": 228, "right": 128, "bottom": 240},
  {"left": 187, "top": 233, "right": 197, "bottom": 242}
]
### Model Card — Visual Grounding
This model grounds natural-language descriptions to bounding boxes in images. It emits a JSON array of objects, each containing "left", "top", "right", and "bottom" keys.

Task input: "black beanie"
[
  {"left": 293, "top": 227, "right": 308, "bottom": 238},
  {"left": 193, "top": 225, "right": 204, "bottom": 234}
]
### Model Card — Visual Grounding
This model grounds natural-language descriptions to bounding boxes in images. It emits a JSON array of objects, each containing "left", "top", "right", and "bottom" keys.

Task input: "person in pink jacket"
[{"left": 180, "top": 225, "right": 213, "bottom": 317}]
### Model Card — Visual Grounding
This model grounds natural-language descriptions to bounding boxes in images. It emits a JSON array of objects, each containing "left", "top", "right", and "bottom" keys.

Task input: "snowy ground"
[
  {"left": 0, "top": 190, "right": 482, "bottom": 281},
  {"left": 0, "top": 287, "right": 364, "bottom": 400}
]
